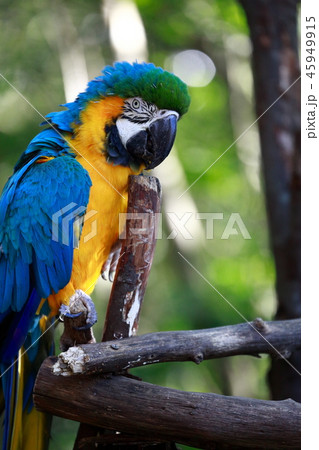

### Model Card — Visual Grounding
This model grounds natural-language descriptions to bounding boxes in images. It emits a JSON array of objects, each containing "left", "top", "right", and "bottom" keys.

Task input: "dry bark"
[
  {"left": 74, "top": 174, "right": 162, "bottom": 448},
  {"left": 102, "top": 175, "right": 162, "bottom": 341},
  {"left": 52, "top": 318, "right": 300, "bottom": 376},
  {"left": 34, "top": 357, "right": 301, "bottom": 449}
]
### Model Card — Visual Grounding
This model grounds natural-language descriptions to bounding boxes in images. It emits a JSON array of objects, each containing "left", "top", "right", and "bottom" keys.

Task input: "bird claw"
[
  {"left": 101, "top": 240, "right": 122, "bottom": 281},
  {"left": 59, "top": 304, "right": 83, "bottom": 320},
  {"left": 59, "top": 290, "right": 97, "bottom": 330}
]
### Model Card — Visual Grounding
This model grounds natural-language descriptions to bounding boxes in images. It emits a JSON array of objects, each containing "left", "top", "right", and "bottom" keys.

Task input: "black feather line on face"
[
  {"left": 121, "top": 114, "right": 150, "bottom": 124},
  {"left": 122, "top": 98, "right": 158, "bottom": 124}
]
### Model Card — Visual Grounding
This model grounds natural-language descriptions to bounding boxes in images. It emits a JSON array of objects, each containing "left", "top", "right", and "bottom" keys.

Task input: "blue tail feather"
[
  {"left": 0, "top": 364, "right": 16, "bottom": 450},
  {"left": 0, "top": 289, "right": 52, "bottom": 450},
  {"left": 0, "top": 289, "right": 41, "bottom": 367}
]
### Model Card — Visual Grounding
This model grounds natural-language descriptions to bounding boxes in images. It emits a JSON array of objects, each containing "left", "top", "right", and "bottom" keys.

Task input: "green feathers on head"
[
  {"left": 107, "top": 62, "right": 191, "bottom": 116},
  {"left": 45, "top": 62, "right": 191, "bottom": 132}
]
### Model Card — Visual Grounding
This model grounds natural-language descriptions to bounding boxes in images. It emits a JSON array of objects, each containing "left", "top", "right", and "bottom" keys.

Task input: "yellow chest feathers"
[{"left": 66, "top": 97, "right": 142, "bottom": 291}]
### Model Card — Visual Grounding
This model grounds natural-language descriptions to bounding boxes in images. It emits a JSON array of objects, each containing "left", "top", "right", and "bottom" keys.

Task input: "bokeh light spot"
[{"left": 171, "top": 50, "right": 216, "bottom": 87}]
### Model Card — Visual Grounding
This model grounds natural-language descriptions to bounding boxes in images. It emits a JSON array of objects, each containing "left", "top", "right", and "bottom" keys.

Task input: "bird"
[{"left": 0, "top": 61, "right": 190, "bottom": 450}]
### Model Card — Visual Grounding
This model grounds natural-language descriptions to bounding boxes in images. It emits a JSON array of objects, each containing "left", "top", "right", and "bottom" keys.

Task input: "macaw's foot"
[
  {"left": 101, "top": 239, "right": 122, "bottom": 282},
  {"left": 59, "top": 305, "right": 83, "bottom": 319},
  {"left": 60, "top": 290, "right": 98, "bottom": 330},
  {"left": 59, "top": 290, "right": 97, "bottom": 351}
]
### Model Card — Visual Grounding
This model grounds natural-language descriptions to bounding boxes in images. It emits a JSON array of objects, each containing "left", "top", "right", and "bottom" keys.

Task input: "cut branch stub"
[
  {"left": 59, "top": 290, "right": 96, "bottom": 352},
  {"left": 102, "top": 175, "right": 162, "bottom": 342}
]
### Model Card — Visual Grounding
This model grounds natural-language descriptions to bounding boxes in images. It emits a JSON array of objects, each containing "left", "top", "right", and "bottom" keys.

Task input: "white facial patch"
[
  {"left": 116, "top": 97, "right": 179, "bottom": 147},
  {"left": 116, "top": 118, "right": 146, "bottom": 147}
]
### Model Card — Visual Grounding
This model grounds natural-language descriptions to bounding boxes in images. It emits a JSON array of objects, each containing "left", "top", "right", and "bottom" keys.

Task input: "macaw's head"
[{"left": 45, "top": 62, "right": 190, "bottom": 170}]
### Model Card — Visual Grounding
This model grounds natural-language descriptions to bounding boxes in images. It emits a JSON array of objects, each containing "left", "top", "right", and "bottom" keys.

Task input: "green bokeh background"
[{"left": 0, "top": 1, "right": 278, "bottom": 449}]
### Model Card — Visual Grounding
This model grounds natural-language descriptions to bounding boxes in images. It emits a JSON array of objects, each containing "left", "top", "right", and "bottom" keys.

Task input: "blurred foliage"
[{"left": 0, "top": 0, "right": 278, "bottom": 449}]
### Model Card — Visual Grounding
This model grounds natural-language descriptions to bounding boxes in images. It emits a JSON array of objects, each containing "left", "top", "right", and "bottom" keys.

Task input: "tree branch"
[
  {"left": 52, "top": 318, "right": 300, "bottom": 376},
  {"left": 34, "top": 357, "right": 301, "bottom": 449},
  {"left": 74, "top": 174, "right": 162, "bottom": 448},
  {"left": 239, "top": 0, "right": 301, "bottom": 401},
  {"left": 102, "top": 174, "right": 162, "bottom": 341}
]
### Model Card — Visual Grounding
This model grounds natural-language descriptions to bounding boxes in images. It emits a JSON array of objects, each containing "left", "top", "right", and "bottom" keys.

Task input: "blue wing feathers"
[
  {"left": 0, "top": 127, "right": 91, "bottom": 450},
  {"left": 0, "top": 258, "right": 6, "bottom": 301},
  {"left": 13, "top": 258, "right": 29, "bottom": 312},
  {"left": 32, "top": 257, "right": 51, "bottom": 299},
  {"left": 0, "top": 154, "right": 43, "bottom": 223},
  {"left": 0, "top": 127, "right": 92, "bottom": 350},
  {"left": 0, "top": 258, "right": 13, "bottom": 314},
  {"left": 18, "top": 233, "right": 32, "bottom": 264},
  {"left": 0, "top": 289, "right": 41, "bottom": 364},
  {"left": 1, "top": 105, "right": 92, "bottom": 450},
  {"left": 32, "top": 227, "right": 52, "bottom": 264}
]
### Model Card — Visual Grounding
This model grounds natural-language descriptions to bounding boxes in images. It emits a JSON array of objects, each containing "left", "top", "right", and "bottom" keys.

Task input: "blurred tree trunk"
[{"left": 239, "top": 0, "right": 301, "bottom": 401}]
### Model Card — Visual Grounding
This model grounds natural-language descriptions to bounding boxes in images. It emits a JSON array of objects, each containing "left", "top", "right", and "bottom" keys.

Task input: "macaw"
[{"left": 0, "top": 61, "right": 190, "bottom": 450}]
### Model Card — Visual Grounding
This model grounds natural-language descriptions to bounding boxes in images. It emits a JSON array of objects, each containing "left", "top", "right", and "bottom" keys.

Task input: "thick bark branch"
[
  {"left": 52, "top": 318, "right": 300, "bottom": 376},
  {"left": 102, "top": 175, "right": 162, "bottom": 341},
  {"left": 34, "top": 357, "right": 301, "bottom": 449},
  {"left": 75, "top": 175, "right": 162, "bottom": 448}
]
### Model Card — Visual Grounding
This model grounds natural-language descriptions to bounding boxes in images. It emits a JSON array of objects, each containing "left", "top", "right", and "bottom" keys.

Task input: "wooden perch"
[
  {"left": 52, "top": 318, "right": 300, "bottom": 376},
  {"left": 75, "top": 174, "right": 162, "bottom": 448},
  {"left": 34, "top": 357, "right": 300, "bottom": 449},
  {"left": 102, "top": 174, "right": 162, "bottom": 341}
]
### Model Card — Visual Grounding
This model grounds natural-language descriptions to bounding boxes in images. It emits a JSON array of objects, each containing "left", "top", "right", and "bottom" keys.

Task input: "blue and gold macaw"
[{"left": 0, "top": 62, "right": 190, "bottom": 449}]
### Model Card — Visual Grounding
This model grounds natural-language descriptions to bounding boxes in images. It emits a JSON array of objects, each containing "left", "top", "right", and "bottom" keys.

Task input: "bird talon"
[
  {"left": 59, "top": 304, "right": 83, "bottom": 319},
  {"left": 101, "top": 240, "right": 122, "bottom": 281},
  {"left": 73, "top": 322, "right": 95, "bottom": 331},
  {"left": 66, "top": 289, "right": 98, "bottom": 330},
  {"left": 65, "top": 311, "right": 83, "bottom": 319}
]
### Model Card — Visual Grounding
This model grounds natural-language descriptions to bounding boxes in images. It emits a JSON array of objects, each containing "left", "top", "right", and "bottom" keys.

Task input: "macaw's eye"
[{"left": 132, "top": 99, "right": 140, "bottom": 110}]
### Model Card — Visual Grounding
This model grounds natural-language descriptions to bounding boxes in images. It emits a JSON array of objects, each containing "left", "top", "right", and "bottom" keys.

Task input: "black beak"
[{"left": 126, "top": 115, "right": 177, "bottom": 169}]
